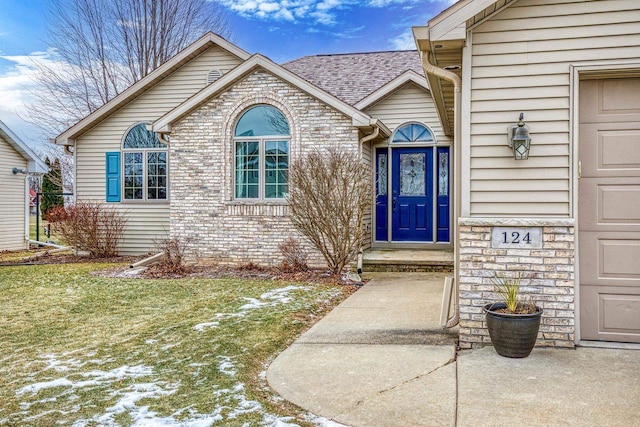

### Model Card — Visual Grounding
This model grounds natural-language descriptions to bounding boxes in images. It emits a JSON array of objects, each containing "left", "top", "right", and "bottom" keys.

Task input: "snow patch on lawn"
[
  {"left": 212, "top": 355, "right": 300, "bottom": 426},
  {"left": 194, "top": 285, "right": 308, "bottom": 332},
  {"left": 16, "top": 353, "right": 314, "bottom": 426},
  {"left": 239, "top": 285, "right": 304, "bottom": 310},
  {"left": 17, "top": 377, "right": 74, "bottom": 396},
  {"left": 192, "top": 321, "right": 220, "bottom": 331},
  {"left": 17, "top": 365, "right": 154, "bottom": 396}
]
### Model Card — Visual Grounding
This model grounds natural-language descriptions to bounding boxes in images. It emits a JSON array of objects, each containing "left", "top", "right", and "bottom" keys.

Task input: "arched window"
[
  {"left": 392, "top": 122, "right": 434, "bottom": 143},
  {"left": 122, "top": 123, "right": 167, "bottom": 201},
  {"left": 234, "top": 105, "right": 290, "bottom": 199}
]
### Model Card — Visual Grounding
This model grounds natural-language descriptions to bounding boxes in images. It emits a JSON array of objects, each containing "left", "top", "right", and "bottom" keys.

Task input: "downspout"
[
  {"left": 356, "top": 120, "right": 380, "bottom": 277},
  {"left": 24, "top": 173, "right": 29, "bottom": 248},
  {"left": 358, "top": 120, "right": 380, "bottom": 156},
  {"left": 421, "top": 51, "right": 462, "bottom": 328}
]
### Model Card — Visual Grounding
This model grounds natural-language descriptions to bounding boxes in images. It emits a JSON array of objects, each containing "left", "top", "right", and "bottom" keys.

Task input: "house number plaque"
[{"left": 491, "top": 227, "right": 542, "bottom": 248}]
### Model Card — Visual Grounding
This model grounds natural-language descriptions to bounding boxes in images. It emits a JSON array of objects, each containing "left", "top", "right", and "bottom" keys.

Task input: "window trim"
[
  {"left": 390, "top": 121, "right": 437, "bottom": 145},
  {"left": 232, "top": 105, "right": 290, "bottom": 201},
  {"left": 234, "top": 136, "right": 290, "bottom": 201},
  {"left": 121, "top": 122, "right": 169, "bottom": 203}
]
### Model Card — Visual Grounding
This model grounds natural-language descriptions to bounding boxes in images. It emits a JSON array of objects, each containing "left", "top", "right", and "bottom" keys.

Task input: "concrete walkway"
[{"left": 267, "top": 272, "right": 640, "bottom": 426}]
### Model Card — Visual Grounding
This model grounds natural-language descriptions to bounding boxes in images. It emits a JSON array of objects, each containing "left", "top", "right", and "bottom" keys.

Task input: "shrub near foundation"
[
  {"left": 287, "top": 147, "right": 371, "bottom": 275},
  {"left": 47, "top": 202, "right": 127, "bottom": 257}
]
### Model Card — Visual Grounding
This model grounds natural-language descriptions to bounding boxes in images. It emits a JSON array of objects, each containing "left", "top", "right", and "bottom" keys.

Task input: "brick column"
[{"left": 458, "top": 218, "right": 576, "bottom": 349}]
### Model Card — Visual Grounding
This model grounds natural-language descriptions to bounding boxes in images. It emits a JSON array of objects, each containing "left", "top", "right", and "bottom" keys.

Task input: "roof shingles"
[{"left": 282, "top": 50, "right": 424, "bottom": 106}]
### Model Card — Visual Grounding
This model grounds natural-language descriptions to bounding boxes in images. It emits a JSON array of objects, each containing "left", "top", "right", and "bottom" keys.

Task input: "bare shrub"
[
  {"left": 278, "top": 238, "right": 309, "bottom": 272},
  {"left": 47, "top": 202, "right": 127, "bottom": 257},
  {"left": 152, "top": 236, "right": 191, "bottom": 275},
  {"left": 287, "top": 146, "right": 371, "bottom": 275}
]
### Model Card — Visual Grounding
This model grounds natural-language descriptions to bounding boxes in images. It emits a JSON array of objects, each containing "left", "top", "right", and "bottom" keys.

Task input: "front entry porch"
[
  {"left": 362, "top": 249, "right": 453, "bottom": 272},
  {"left": 373, "top": 123, "right": 451, "bottom": 249}
]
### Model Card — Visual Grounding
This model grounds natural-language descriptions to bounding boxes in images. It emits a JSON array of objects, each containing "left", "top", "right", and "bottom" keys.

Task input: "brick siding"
[
  {"left": 458, "top": 218, "right": 576, "bottom": 349},
  {"left": 169, "top": 70, "right": 360, "bottom": 266}
]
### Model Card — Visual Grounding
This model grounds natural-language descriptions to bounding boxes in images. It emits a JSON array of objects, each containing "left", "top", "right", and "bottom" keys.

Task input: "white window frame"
[
  {"left": 121, "top": 122, "right": 169, "bottom": 203},
  {"left": 233, "top": 137, "right": 289, "bottom": 201}
]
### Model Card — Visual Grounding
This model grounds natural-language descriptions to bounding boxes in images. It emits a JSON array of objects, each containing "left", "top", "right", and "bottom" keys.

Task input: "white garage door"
[{"left": 579, "top": 77, "right": 640, "bottom": 343}]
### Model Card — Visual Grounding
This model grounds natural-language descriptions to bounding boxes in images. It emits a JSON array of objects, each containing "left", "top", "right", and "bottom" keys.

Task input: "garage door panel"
[
  {"left": 581, "top": 286, "right": 640, "bottom": 342},
  {"left": 580, "top": 233, "right": 640, "bottom": 285},
  {"left": 579, "top": 124, "right": 640, "bottom": 177},
  {"left": 579, "top": 179, "right": 640, "bottom": 231},
  {"left": 580, "top": 78, "right": 640, "bottom": 124}
]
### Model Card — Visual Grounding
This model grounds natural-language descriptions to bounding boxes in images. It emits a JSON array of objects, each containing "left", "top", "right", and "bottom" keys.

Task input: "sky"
[{"left": 0, "top": 0, "right": 453, "bottom": 146}]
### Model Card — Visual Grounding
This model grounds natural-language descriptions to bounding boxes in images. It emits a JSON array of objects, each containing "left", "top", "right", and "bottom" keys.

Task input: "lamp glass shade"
[{"left": 513, "top": 138, "right": 531, "bottom": 160}]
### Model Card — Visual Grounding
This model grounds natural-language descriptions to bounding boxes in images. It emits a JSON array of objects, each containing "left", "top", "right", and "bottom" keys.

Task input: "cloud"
[
  {"left": 389, "top": 29, "right": 416, "bottom": 50},
  {"left": 218, "top": 0, "right": 422, "bottom": 25},
  {"left": 0, "top": 49, "right": 64, "bottom": 144}
]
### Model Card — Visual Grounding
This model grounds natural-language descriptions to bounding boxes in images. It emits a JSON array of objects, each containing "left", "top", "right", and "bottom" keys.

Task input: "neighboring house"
[
  {"left": 29, "top": 189, "right": 37, "bottom": 215},
  {"left": 55, "top": 33, "right": 452, "bottom": 264},
  {"left": 414, "top": 0, "right": 640, "bottom": 348},
  {"left": 0, "top": 121, "right": 48, "bottom": 250}
]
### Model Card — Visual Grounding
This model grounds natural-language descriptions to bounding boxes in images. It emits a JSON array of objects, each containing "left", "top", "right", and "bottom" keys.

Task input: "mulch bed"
[
  {"left": 1, "top": 251, "right": 363, "bottom": 287},
  {"left": 0, "top": 250, "right": 142, "bottom": 266}
]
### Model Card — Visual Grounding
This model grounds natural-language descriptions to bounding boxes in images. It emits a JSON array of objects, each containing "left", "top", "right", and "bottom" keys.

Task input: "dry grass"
[{"left": 0, "top": 260, "right": 353, "bottom": 426}]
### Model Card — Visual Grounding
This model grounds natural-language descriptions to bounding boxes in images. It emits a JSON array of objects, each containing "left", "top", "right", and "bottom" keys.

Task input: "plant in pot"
[{"left": 483, "top": 272, "right": 543, "bottom": 358}]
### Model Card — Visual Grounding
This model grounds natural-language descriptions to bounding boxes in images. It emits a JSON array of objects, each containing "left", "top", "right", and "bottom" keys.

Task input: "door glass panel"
[
  {"left": 439, "top": 152, "right": 449, "bottom": 196},
  {"left": 377, "top": 153, "right": 387, "bottom": 196},
  {"left": 399, "top": 153, "right": 425, "bottom": 196}
]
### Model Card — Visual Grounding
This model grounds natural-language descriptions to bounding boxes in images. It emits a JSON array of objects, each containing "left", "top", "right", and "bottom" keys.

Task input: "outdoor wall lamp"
[
  {"left": 508, "top": 113, "right": 531, "bottom": 160},
  {"left": 12, "top": 167, "right": 28, "bottom": 175}
]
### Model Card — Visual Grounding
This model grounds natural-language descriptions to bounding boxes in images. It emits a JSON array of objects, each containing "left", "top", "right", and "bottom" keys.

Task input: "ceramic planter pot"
[{"left": 483, "top": 302, "right": 543, "bottom": 358}]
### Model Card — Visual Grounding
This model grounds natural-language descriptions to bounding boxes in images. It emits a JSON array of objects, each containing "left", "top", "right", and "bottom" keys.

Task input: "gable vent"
[{"left": 206, "top": 69, "right": 223, "bottom": 84}]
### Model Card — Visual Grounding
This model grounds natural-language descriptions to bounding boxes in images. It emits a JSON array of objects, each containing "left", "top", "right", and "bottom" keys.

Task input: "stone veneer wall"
[
  {"left": 169, "top": 70, "right": 361, "bottom": 266},
  {"left": 458, "top": 218, "right": 576, "bottom": 349}
]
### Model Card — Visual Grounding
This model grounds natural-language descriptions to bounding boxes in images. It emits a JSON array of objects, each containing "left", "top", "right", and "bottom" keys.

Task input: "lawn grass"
[
  {"left": 0, "top": 262, "right": 351, "bottom": 426},
  {"left": 29, "top": 214, "right": 65, "bottom": 245}
]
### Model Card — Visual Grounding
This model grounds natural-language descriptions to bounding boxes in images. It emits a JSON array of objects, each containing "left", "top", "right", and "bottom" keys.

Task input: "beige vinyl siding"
[
  {"left": 468, "top": 0, "right": 640, "bottom": 217},
  {"left": 0, "top": 135, "right": 28, "bottom": 250},
  {"left": 361, "top": 139, "right": 373, "bottom": 250},
  {"left": 76, "top": 45, "right": 243, "bottom": 254},
  {"left": 364, "top": 82, "right": 453, "bottom": 144}
]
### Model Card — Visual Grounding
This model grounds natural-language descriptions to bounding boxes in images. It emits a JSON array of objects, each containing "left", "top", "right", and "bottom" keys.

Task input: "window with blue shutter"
[{"left": 106, "top": 152, "right": 121, "bottom": 202}]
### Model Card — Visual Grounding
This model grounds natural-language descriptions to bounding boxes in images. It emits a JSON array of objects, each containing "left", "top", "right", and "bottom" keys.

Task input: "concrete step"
[{"left": 362, "top": 249, "right": 454, "bottom": 273}]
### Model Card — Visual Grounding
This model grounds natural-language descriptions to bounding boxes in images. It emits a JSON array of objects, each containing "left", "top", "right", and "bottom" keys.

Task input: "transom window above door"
[
  {"left": 392, "top": 122, "right": 434, "bottom": 143},
  {"left": 234, "top": 105, "right": 290, "bottom": 200},
  {"left": 122, "top": 123, "right": 168, "bottom": 201}
]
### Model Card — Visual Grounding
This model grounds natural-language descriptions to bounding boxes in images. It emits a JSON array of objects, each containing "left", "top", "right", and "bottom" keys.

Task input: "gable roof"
[
  {"left": 427, "top": 0, "right": 509, "bottom": 41},
  {"left": 412, "top": 0, "right": 512, "bottom": 136},
  {"left": 282, "top": 50, "right": 425, "bottom": 106},
  {"left": 0, "top": 120, "right": 48, "bottom": 174},
  {"left": 354, "top": 70, "right": 430, "bottom": 110},
  {"left": 55, "top": 32, "right": 250, "bottom": 145},
  {"left": 153, "top": 54, "right": 378, "bottom": 133}
]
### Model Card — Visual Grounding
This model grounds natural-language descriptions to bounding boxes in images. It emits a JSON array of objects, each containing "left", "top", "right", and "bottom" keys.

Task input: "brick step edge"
[{"left": 362, "top": 263, "right": 454, "bottom": 273}]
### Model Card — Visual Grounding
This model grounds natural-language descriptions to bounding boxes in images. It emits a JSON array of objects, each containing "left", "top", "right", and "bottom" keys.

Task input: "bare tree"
[
  {"left": 287, "top": 146, "right": 372, "bottom": 275},
  {"left": 26, "top": 0, "right": 230, "bottom": 136},
  {"left": 34, "top": 143, "right": 73, "bottom": 192}
]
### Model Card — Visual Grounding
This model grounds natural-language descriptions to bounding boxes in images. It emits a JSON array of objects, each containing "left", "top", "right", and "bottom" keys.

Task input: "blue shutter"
[{"left": 105, "top": 152, "right": 121, "bottom": 202}]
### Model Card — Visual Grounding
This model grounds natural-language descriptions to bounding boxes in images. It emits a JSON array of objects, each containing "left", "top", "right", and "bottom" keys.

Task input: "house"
[
  {"left": 58, "top": 0, "right": 639, "bottom": 350},
  {"left": 0, "top": 121, "right": 48, "bottom": 250},
  {"left": 55, "top": 33, "right": 452, "bottom": 265},
  {"left": 29, "top": 189, "right": 37, "bottom": 215},
  {"left": 413, "top": 0, "right": 640, "bottom": 348}
]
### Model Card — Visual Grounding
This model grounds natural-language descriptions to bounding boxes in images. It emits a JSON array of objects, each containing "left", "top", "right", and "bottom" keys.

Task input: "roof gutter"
[
  {"left": 419, "top": 42, "right": 462, "bottom": 329},
  {"left": 358, "top": 118, "right": 386, "bottom": 164}
]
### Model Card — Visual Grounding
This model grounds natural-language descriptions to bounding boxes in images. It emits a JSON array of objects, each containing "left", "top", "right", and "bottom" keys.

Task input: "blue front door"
[{"left": 391, "top": 147, "right": 433, "bottom": 242}]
